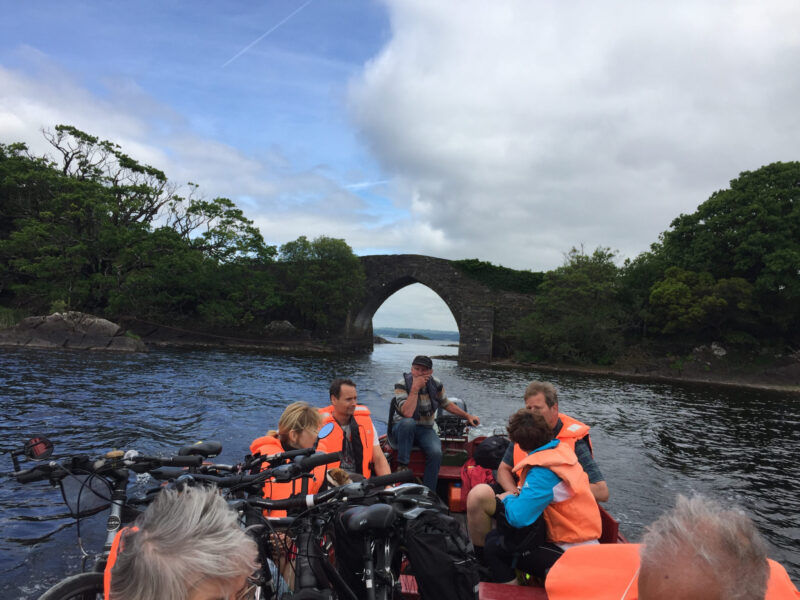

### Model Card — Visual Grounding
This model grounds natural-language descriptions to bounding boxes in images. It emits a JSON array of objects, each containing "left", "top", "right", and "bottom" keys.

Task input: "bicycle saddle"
[
  {"left": 338, "top": 503, "right": 396, "bottom": 534},
  {"left": 178, "top": 440, "right": 222, "bottom": 458}
]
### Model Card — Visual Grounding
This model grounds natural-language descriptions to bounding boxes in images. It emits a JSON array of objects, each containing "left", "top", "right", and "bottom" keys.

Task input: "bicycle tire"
[{"left": 37, "top": 572, "right": 104, "bottom": 600}]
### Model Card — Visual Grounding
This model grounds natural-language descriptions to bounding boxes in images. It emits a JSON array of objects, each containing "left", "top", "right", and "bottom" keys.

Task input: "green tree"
[
  {"left": 617, "top": 249, "right": 669, "bottom": 338},
  {"left": 1, "top": 140, "right": 115, "bottom": 311},
  {"left": 1, "top": 126, "right": 279, "bottom": 327},
  {"left": 167, "top": 187, "right": 275, "bottom": 264},
  {"left": 648, "top": 267, "right": 756, "bottom": 346},
  {"left": 278, "top": 236, "right": 365, "bottom": 332},
  {"left": 659, "top": 161, "right": 800, "bottom": 340},
  {"left": 512, "top": 247, "right": 624, "bottom": 364}
]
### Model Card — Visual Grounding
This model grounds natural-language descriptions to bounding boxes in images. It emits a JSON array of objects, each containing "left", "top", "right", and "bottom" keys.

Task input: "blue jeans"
[{"left": 389, "top": 418, "right": 442, "bottom": 491}]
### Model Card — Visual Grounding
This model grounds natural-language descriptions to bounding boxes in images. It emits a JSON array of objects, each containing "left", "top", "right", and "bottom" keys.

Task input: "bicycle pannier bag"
[
  {"left": 402, "top": 508, "right": 479, "bottom": 600},
  {"left": 60, "top": 473, "right": 112, "bottom": 518}
]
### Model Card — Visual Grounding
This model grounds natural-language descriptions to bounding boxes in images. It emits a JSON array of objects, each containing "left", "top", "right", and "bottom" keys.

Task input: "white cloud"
[
  {"left": 0, "top": 55, "right": 376, "bottom": 249},
  {"left": 4, "top": 2, "right": 800, "bottom": 329},
  {"left": 348, "top": 0, "right": 800, "bottom": 269}
]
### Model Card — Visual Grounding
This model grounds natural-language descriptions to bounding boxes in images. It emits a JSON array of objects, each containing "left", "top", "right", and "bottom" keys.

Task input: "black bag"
[
  {"left": 401, "top": 509, "right": 480, "bottom": 600},
  {"left": 473, "top": 435, "right": 510, "bottom": 471}
]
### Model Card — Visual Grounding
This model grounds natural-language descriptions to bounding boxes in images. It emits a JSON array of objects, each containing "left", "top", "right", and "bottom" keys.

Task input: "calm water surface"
[{"left": 1, "top": 339, "right": 798, "bottom": 596}]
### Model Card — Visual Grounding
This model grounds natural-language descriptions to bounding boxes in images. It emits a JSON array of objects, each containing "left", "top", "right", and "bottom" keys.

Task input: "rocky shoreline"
[
  {"left": 487, "top": 359, "right": 800, "bottom": 394},
  {"left": 479, "top": 344, "right": 800, "bottom": 394},
  {"left": 3, "top": 313, "right": 797, "bottom": 393},
  {"left": 0, "top": 312, "right": 146, "bottom": 352}
]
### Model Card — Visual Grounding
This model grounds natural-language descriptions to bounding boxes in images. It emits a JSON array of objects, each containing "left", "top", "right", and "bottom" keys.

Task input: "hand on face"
[{"left": 410, "top": 365, "right": 432, "bottom": 392}]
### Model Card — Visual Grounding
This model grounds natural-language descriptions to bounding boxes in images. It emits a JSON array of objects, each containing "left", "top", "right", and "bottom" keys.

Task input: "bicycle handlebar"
[
  {"left": 129, "top": 454, "right": 203, "bottom": 469},
  {"left": 299, "top": 451, "right": 340, "bottom": 471},
  {"left": 358, "top": 470, "right": 415, "bottom": 488},
  {"left": 249, "top": 446, "right": 315, "bottom": 470},
  {"left": 249, "top": 469, "right": 415, "bottom": 511},
  {"left": 15, "top": 463, "right": 57, "bottom": 484},
  {"left": 14, "top": 451, "right": 203, "bottom": 484},
  {"left": 155, "top": 452, "right": 341, "bottom": 489}
]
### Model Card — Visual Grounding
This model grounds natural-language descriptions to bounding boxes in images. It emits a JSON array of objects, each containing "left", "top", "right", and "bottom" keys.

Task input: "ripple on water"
[{"left": 1, "top": 345, "right": 798, "bottom": 590}]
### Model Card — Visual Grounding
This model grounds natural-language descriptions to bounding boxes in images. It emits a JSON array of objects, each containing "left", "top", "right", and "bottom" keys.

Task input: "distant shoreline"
[
  {"left": 137, "top": 327, "right": 799, "bottom": 394},
  {"left": 7, "top": 315, "right": 795, "bottom": 394},
  {"left": 430, "top": 353, "right": 800, "bottom": 394}
]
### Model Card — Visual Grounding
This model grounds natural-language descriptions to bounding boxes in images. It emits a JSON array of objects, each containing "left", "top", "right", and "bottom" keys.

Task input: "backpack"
[
  {"left": 401, "top": 509, "right": 480, "bottom": 600},
  {"left": 460, "top": 458, "right": 495, "bottom": 500},
  {"left": 473, "top": 435, "right": 510, "bottom": 471}
]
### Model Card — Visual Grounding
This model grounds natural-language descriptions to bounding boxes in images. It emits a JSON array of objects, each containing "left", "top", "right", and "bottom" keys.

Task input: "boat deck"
[{"left": 400, "top": 576, "right": 549, "bottom": 599}]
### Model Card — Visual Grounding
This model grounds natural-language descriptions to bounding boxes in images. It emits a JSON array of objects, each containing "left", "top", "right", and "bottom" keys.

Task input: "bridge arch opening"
[
  {"left": 372, "top": 283, "right": 458, "bottom": 334},
  {"left": 349, "top": 254, "right": 531, "bottom": 362}
]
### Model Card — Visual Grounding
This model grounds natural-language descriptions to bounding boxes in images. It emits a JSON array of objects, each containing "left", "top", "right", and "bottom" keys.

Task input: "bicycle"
[
  {"left": 10, "top": 435, "right": 338, "bottom": 600},
  {"left": 247, "top": 470, "right": 423, "bottom": 600},
  {"left": 11, "top": 435, "right": 204, "bottom": 599}
]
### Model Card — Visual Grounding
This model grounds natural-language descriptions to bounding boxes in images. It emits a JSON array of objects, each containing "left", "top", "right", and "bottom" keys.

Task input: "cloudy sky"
[{"left": 2, "top": 1, "right": 799, "bottom": 330}]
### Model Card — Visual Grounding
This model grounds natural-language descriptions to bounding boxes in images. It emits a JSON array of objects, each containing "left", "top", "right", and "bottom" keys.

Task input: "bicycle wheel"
[{"left": 38, "top": 572, "right": 104, "bottom": 600}]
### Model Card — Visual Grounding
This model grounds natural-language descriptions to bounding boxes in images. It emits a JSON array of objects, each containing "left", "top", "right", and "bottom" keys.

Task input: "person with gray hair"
[
  {"left": 638, "top": 494, "right": 769, "bottom": 600},
  {"left": 108, "top": 485, "right": 257, "bottom": 600},
  {"left": 496, "top": 381, "right": 609, "bottom": 503},
  {"left": 542, "top": 494, "right": 799, "bottom": 599}
]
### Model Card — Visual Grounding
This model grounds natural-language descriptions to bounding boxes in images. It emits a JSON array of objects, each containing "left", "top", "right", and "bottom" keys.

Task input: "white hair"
[
  {"left": 110, "top": 486, "right": 257, "bottom": 600},
  {"left": 640, "top": 494, "right": 769, "bottom": 600}
]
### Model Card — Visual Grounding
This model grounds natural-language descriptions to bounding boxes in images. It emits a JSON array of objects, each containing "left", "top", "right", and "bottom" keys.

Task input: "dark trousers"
[{"left": 484, "top": 513, "right": 564, "bottom": 582}]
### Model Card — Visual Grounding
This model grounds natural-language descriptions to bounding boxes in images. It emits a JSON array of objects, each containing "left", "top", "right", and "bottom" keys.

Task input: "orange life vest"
[
  {"left": 103, "top": 525, "right": 139, "bottom": 599},
  {"left": 316, "top": 405, "right": 376, "bottom": 477},
  {"left": 513, "top": 442, "right": 602, "bottom": 544},
  {"left": 545, "top": 543, "right": 800, "bottom": 600},
  {"left": 248, "top": 434, "right": 322, "bottom": 517},
  {"left": 513, "top": 412, "right": 592, "bottom": 466}
]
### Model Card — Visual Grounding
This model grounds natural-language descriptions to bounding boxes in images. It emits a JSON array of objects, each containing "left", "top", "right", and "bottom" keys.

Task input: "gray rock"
[
  {"left": 0, "top": 312, "right": 146, "bottom": 352},
  {"left": 710, "top": 342, "right": 727, "bottom": 357},
  {"left": 264, "top": 320, "right": 297, "bottom": 336}
]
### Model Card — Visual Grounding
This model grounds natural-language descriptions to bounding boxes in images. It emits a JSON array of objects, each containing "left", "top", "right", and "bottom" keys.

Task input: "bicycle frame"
[{"left": 92, "top": 466, "right": 130, "bottom": 571}]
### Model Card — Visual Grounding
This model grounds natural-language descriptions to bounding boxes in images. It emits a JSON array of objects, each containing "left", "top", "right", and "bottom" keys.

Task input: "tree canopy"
[
  {"left": 511, "top": 247, "right": 624, "bottom": 364},
  {"left": 2, "top": 125, "right": 797, "bottom": 356},
  {"left": 0, "top": 126, "right": 362, "bottom": 334},
  {"left": 277, "top": 235, "right": 365, "bottom": 333},
  {"left": 655, "top": 161, "right": 800, "bottom": 340},
  {"left": 510, "top": 161, "right": 799, "bottom": 363}
]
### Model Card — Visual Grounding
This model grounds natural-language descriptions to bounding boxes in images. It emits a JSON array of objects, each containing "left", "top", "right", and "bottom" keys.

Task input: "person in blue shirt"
[{"left": 466, "top": 409, "right": 600, "bottom": 583}]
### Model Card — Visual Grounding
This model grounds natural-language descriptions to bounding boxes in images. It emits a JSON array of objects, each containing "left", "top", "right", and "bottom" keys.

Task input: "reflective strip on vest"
[{"left": 513, "top": 413, "right": 592, "bottom": 470}]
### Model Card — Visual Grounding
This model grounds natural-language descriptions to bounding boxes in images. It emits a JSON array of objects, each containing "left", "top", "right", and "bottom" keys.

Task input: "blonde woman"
[{"left": 249, "top": 401, "right": 324, "bottom": 512}]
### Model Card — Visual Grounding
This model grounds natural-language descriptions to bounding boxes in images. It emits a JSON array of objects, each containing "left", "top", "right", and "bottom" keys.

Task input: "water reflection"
[{"left": 0, "top": 342, "right": 797, "bottom": 595}]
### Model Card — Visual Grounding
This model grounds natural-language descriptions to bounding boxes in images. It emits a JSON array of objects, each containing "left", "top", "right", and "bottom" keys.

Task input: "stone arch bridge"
[{"left": 343, "top": 255, "right": 535, "bottom": 363}]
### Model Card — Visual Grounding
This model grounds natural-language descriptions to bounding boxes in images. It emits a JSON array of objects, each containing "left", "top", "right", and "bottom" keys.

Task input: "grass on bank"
[{"left": 0, "top": 306, "right": 29, "bottom": 330}]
